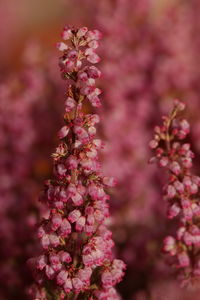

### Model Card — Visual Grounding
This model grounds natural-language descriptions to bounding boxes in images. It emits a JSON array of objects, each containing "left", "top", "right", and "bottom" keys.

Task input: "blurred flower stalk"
[{"left": 150, "top": 100, "right": 200, "bottom": 286}]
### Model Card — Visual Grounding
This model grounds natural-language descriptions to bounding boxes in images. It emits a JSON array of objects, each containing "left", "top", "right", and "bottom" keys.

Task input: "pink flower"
[
  {"left": 169, "top": 161, "right": 181, "bottom": 175},
  {"left": 77, "top": 267, "right": 92, "bottom": 283},
  {"left": 61, "top": 27, "right": 73, "bottom": 40},
  {"left": 67, "top": 155, "right": 79, "bottom": 169},
  {"left": 71, "top": 191, "right": 83, "bottom": 206},
  {"left": 63, "top": 278, "right": 73, "bottom": 293},
  {"left": 41, "top": 235, "right": 50, "bottom": 249},
  {"left": 57, "top": 270, "right": 68, "bottom": 286},
  {"left": 149, "top": 139, "right": 158, "bottom": 149},
  {"left": 65, "top": 97, "right": 76, "bottom": 112},
  {"left": 167, "top": 203, "right": 181, "bottom": 219},
  {"left": 45, "top": 265, "right": 55, "bottom": 280},
  {"left": 57, "top": 164, "right": 67, "bottom": 177},
  {"left": 59, "top": 218, "right": 71, "bottom": 237},
  {"left": 178, "top": 252, "right": 190, "bottom": 267},
  {"left": 163, "top": 236, "right": 177, "bottom": 255},
  {"left": 77, "top": 27, "right": 88, "bottom": 37},
  {"left": 49, "top": 233, "right": 60, "bottom": 247},
  {"left": 56, "top": 42, "right": 68, "bottom": 51},
  {"left": 75, "top": 216, "right": 86, "bottom": 232},
  {"left": 87, "top": 66, "right": 101, "bottom": 78},
  {"left": 102, "top": 271, "right": 113, "bottom": 288},
  {"left": 37, "top": 255, "right": 47, "bottom": 270},
  {"left": 58, "top": 125, "right": 69, "bottom": 139},
  {"left": 59, "top": 251, "right": 72, "bottom": 263},
  {"left": 86, "top": 30, "right": 102, "bottom": 41},
  {"left": 68, "top": 209, "right": 81, "bottom": 223},
  {"left": 72, "top": 278, "right": 84, "bottom": 293},
  {"left": 167, "top": 185, "right": 176, "bottom": 198},
  {"left": 51, "top": 214, "right": 62, "bottom": 231},
  {"left": 174, "top": 180, "right": 184, "bottom": 193},
  {"left": 74, "top": 126, "right": 89, "bottom": 143}
]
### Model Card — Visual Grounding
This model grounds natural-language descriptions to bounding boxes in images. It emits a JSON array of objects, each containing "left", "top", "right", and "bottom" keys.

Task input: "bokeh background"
[{"left": 1, "top": 0, "right": 200, "bottom": 299}]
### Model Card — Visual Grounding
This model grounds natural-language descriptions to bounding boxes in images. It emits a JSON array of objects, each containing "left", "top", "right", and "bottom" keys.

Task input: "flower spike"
[{"left": 28, "top": 26, "right": 125, "bottom": 300}]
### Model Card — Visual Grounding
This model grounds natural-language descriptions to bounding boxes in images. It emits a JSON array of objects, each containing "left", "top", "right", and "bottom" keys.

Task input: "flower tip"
[{"left": 174, "top": 99, "right": 185, "bottom": 111}]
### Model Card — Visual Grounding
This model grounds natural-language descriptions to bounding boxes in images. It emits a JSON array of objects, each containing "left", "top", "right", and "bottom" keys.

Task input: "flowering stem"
[
  {"left": 150, "top": 99, "right": 200, "bottom": 286},
  {"left": 28, "top": 26, "right": 125, "bottom": 300}
]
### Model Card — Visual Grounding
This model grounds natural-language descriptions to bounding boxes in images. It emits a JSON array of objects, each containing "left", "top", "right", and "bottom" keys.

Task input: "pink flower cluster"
[
  {"left": 57, "top": 26, "right": 102, "bottom": 108},
  {"left": 150, "top": 99, "right": 200, "bottom": 285},
  {"left": 28, "top": 26, "right": 125, "bottom": 300}
]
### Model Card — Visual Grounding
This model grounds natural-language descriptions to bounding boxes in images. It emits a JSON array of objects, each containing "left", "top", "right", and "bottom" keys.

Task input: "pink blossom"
[
  {"left": 45, "top": 265, "right": 55, "bottom": 280},
  {"left": 67, "top": 155, "right": 79, "bottom": 169},
  {"left": 59, "top": 251, "right": 72, "bottom": 263},
  {"left": 75, "top": 216, "right": 86, "bottom": 232},
  {"left": 58, "top": 125, "right": 69, "bottom": 139},
  {"left": 61, "top": 27, "right": 73, "bottom": 40},
  {"left": 57, "top": 270, "right": 68, "bottom": 286},
  {"left": 37, "top": 255, "right": 47, "bottom": 271},
  {"left": 168, "top": 203, "right": 181, "bottom": 219},
  {"left": 56, "top": 42, "right": 68, "bottom": 51},
  {"left": 72, "top": 277, "right": 84, "bottom": 293},
  {"left": 63, "top": 278, "right": 73, "bottom": 293},
  {"left": 51, "top": 214, "right": 62, "bottom": 231},
  {"left": 41, "top": 235, "right": 50, "bottom": 249},
  {"left": 163, "top": 236, "right": 177, "bottom": 255},
  {"left": 167, "top": 185, "right": 176, "bottom": 198},
  {"left": 59, "top": 218, "right": 71, "bottom": 237},
  {"left": 77, "top": 27, "right": 88, "bottom": 37},
  {"left": 178, "top": 252, "right": 190, "bottom": 268},
  {"left": 65, "top": 97, "right": 76, "bottom": 112},
  {"left": 68, "top": 209, "right": 81, "bottom": 223},
  {"left": 102, "top": 271, "right": 113, "bottom": 288},
  {"left": 86, "top": 29, "right": 102, "bottom": 41}
]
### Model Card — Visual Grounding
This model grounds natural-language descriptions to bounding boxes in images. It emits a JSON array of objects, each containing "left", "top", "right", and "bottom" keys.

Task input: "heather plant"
[
  {"left": 150, "top": 100, "right": 200, "bottom": 287},
  {"left": 28, "top": 26, "right": 125, "bottom": 300}
]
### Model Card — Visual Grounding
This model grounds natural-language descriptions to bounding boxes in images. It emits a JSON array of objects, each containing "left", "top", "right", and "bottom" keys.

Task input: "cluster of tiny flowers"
[
  {"left": 149, "top": 99, "right": 200, "bottom": 285},
  {"left": 28, "top": 26, "right": 125, "bottom": 300}
]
